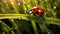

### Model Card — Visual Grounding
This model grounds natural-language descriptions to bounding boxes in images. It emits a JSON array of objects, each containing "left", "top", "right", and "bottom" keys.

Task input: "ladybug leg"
[
  {"left": 37, "top": 12, "right": 41, "bottom": 16},
  {"left": 38, "top": 13, "right": 41, "bottom": 16}
]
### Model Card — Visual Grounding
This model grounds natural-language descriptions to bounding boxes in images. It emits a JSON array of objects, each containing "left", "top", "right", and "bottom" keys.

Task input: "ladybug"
[{"left": 26, "top": 6, "right": 45, "bottom": 16}]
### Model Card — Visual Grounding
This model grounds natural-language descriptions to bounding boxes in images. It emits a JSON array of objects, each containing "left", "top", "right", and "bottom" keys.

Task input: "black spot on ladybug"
[
  {"left": 42, "top": 9, "right": 43, "bottom": 10},
  {"left": 36, "top": 11, "right": 39, "bottom": 14}
]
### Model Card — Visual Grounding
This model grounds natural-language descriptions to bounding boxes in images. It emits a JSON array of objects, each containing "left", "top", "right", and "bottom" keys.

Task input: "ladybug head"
[{"left": 26, "top": 9, "right": 33, "bottom": 14}]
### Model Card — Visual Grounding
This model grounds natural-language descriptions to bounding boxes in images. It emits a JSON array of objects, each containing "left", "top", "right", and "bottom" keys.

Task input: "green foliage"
[{"left": 0, "top": 0, "right": 60, "bottom": 34}]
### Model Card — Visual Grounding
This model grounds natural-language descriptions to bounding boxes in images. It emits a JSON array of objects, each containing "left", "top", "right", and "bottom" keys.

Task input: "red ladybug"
[{"left": 26, "top": 6, "right": 45, "bottom": 16}]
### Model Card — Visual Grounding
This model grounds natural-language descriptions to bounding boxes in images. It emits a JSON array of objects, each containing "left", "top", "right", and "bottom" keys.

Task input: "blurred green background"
[{"left": 0, "top": 0, "right": 60, "bottom": 34}]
